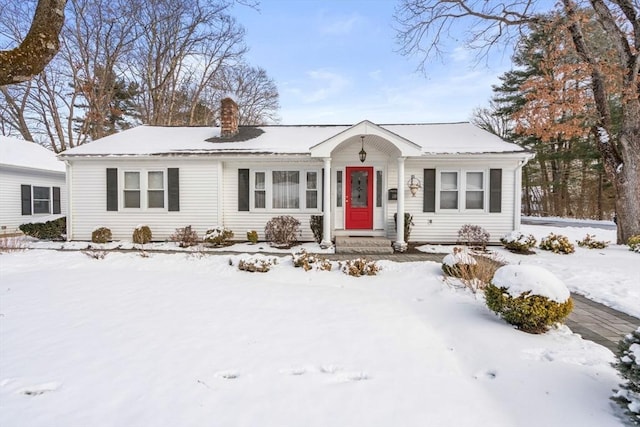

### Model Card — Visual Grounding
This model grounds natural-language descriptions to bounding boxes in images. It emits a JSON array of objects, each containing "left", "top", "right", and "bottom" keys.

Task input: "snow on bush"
[
  {"left": 265, "top": 215, "right": 301, "bottom": 247},
  {"left": 500, "top": 231, "right": 537, "bottom": 254},
  {"left": 91, "top": 227, "right": 112, "bottom": 244},
  {"left": 485, "top": 265, "right": 573, "bottom": 334},
  {"left": 339, "top": 258, "right": 380, "bottom": 277},
  {"left": 234, "top": 254, "right": 278, "bottom": 273},
  {"left": 204, "top": 226, "right": 234, "bottom": 247},
  {"left": 441, "top": 247, "right": 477, "bottom": 278},
  {"left": 576, "top": 234, "right": 609, "bottom": 249},
  {"left": 612, "top": 327, "right": 640, "bottom": 425},
  {"left": 539, "top": 233, "right": 575, "bottom": 254},
  {"left": 292, "top": 248, "right": 332, "bottom": 272},
  {"left": 628, "top": 235, "right": 640, "bottom": 253}
]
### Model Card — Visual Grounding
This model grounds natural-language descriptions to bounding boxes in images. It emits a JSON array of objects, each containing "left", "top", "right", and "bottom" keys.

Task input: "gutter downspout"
[
  {"left": 64, "top": 160, "right": 72, "bottom": 241},
  {"left": 514, "top": 153, "right": 534, "bottom": 230}
]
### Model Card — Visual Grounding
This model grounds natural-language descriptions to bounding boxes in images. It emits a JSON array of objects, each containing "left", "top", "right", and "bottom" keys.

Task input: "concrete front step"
[{"left": 334, "top": 236, "right": 394, "bottom": 254}]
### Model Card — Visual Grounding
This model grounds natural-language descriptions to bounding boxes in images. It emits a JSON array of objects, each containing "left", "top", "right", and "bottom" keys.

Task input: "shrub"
[
  {"left": 19, "top": 217, "right": 66, "bottom": 240},
  {"left": 485, "top": 265, "right": 573, "bottom": 334},
  {"left": 443, "top": 250, "right": 505, "bottom": 293},
  {"left": 91, "top": 227, "right": 112, "bottom": 244},
  {"left": 170, "top": 225, "right": 199, "bottom": 247},
  {"left": 457, "top": 224, "right": 489, "bottom": 250},
  {"left": 338, "top": 258, "right": 380, "bottom": 277},
  {"left": 539, "top": 233, "right": 575, "bottom": 254},
  {"left": 132, "top": 225, "right": 152, "bottom": 244},
  {"left": 237, "top": 256, "right": 278, "bottom": 273},
  {"left": 310, "top": 215, "right": 323, "bottom": 244},
  {"left": 82, "top": 249, "right": 107, "bottom": 260},
  {"left": 628, "top": 235, "right": 640, "bottom": 253},
  {"left": 265, "top": 215, "right": 300, "bottom": 248},
  {"left": 500, "top": 231, "right": 537, "bottom": 254},
  {"left": 576, "top": 234, "right": 609, "bottom": 249},
  {"left": 612, "top": 327, "right": 640, "bottom": 425},
  {"left": 394, "top": 212, "right": 415, "bottom": 242},
  {"left": 0, "top": 236, "right": 26, "bottom": 253},
  {"left": 247, "top": 230, "right": 259, "bottom": 244},
  {"left": 292, "top": 248, "right": 332, "bottom": 272},
  {"left": 204, "top": 226, "right": 234, "bottom": 247},
  {"left": 441, "top": 247, "right": 478, "bottom": 278}
]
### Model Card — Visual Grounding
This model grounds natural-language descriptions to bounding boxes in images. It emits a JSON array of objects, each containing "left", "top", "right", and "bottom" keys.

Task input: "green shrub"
[
  {"left": 91, "top": 227, "right": 112, "bottom": 244},
  {"left": 310, "top": 215, "right": 323, "bottom": 244},
  {"left": 500, "top": 231, "right": 537, "bottom": 254},
  {"left": 265, "top": 215, "right": 300, "bottom": 248},
  {"left": 338, "top": 258, "right": 380, "bottom": 277},
  {"left": 246, "top": 230, "right": 259, "bottom": 244},
  {"left": 19, "top": 217, "right": 66, "bottom": 240},
  {"left": 628, "top": 235, "right": 640, "bottom": 253},
  {"left": 457, "top": 224, "right": 490, "bottom": 250},
  {"left": 393, "top": 212, "right": 414, "bottom": 242},
  {"left": 485, "top": 265, "right": 573, "bottom": 334},
  {"left": 292, "top": 248, "right": 332, "bottom": 271},
  {"left": 612, "top": 327, "right": 640, "bottom": 425},
  {"left": 576, "top": 234, "right": 609, "bottom": 249},
  {"left": 539, "top": 233, "right": 575, "bottom": 254},
  {"left": 204, "top": 226, "right": 234, "bottom": 246},
  {"left": 169, "top": 225, "right": 199, "bottom": 247},
  {"left": 441, "top": 247, "right": 478, "bottom": 278},
  {"left": 132, "top": 225, "right": 152, "bottom": 244}
]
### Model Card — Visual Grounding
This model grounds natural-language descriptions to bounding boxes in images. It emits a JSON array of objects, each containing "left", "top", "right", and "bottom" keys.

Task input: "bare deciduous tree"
[{"left": 396, "top": 0, "right": 640, "bottom": 243}]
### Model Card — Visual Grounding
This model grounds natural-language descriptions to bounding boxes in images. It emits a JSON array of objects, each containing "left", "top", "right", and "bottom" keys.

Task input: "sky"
[{"left": 231, "top": 0, "right": 514, "bottom": 125}]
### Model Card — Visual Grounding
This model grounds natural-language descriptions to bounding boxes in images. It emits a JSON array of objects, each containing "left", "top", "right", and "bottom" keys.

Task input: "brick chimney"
[{"left": 220, "top": 97, "right": 239, "bottom": 138}]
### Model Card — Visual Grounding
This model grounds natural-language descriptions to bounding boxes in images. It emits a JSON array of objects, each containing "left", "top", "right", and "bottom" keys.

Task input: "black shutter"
[
  {"left": 423, "top": 169, "right": 435, "bottom": 212},
  {"left": 52, "top": 186, "right": 61, "bottom": 214},
  {"left": 489, "top": 169, "right": 502, "bottom": 213},
  {"left": 106, "top": 168, "right": 118, "bottom": 211},
  {"left": 168, "top": 168, "right": 180, "bottom": 211},
  {"left": 238, "top": 169, "right": 249, "bottom": 211},
  {"left": 21, "top": 185, "right": 32, "bottom": 215}
]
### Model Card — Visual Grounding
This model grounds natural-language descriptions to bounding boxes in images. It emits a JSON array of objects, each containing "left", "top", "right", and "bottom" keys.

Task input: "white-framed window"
[
  {"left": 122, "top": 170, "right": 166, "bottom": 210},
  {"left": 437, "top": 170, "right": 486, "bottom": 212},
  {"left": 33, "top": 186, "right": 51, "bottom": 214},
  {"left": 249, "top": 168, "right": 320, "bottom": 211}
]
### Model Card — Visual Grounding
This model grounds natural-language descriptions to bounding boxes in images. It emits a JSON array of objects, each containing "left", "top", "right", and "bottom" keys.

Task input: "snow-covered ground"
[{"left": 0, "top": 222, "right": 636, "bottom": 426}]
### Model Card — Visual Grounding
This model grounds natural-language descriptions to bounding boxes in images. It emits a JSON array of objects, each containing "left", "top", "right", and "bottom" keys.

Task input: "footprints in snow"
[
  {"left": 473, "top": 369, "right": 497, "bottom": 380},
  {"left": 1, "top": 379, "right": 61, "bottom": 396},
  {"left": 212, "top": 365, "right": 370, "bottom": 384}
]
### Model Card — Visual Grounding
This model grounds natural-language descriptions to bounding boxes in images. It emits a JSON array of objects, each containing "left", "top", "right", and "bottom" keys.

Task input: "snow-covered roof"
[
  {"left": 59, "top": 122, "right": 527, "bottom": 158},
  {"left": 0, "top": 135, "right": 65, "bottom": 173}
]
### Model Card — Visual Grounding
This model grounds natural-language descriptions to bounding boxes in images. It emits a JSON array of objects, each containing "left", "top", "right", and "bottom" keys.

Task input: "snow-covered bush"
[
  {"left": 628, "top": 235, "right": 640, "bottom": 253},
  {"left": 246, "top": 230, "right": 258, "bottom": 244},
  {"left": 91, "top": 227, "right": 112, "bottom": 244},
  {"left": 500, "top": 231, "right": 537, "bottom": 254},
  {"left": 612, "top": 327, "right": 640, "bottom": 425},
  {"left": 457, "top": 224, "right": 490, "bottom": 250},
  {"left": 441, "top": 247, "right": 478, "bottom": 278},
  {"left": 339, "top": 258, "right": 380, "bottom": 277},
  {"left": 539, "top": 233, "right": 575, "bottom": 254},
  {"left": 576, "top": 234, "right": 609, "bottom": 249},
  {"left": 204, "top": 226, "right": 234, "bottom": 247},
  {"left": 237, "top": 256, "right": 278, "bottom": 273},
  {"left": 265, "top": 215, "right": 300, "bottom": 247},
  {"left": 484, "top": 265, "right": 573, "bottom": 334},
  {"left": 310, "top": 215, "right": 323, "bottom": 244},
  {"left": 169, "top": 225, "right": 199, "bottom": 247},
  {"left": 132, "top": 225, "right": 152, "bottom": 244},
  {"left": 292, "top": 248, "right": 331, "bottom": 272}
]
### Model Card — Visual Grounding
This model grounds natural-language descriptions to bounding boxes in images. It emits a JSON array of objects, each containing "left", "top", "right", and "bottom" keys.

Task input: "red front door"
[{"left": 345, "top": 166, "right": 373, "bottom": 229}]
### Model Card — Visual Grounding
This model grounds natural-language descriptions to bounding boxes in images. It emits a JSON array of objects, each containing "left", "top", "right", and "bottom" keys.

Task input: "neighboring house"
[
  {"left": 59, "top": 98, "right": 533, "bottom": 248},
  {"left": 0, "top": 136, "right": 66, "bottom": 233}
]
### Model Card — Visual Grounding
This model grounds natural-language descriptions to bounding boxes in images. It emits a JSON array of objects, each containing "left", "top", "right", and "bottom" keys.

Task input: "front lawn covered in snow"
[{"left": 0, "top": 221, "right": 634, "bottom": 426}]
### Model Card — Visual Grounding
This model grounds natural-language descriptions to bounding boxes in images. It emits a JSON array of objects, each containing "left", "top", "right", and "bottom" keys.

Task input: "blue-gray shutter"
[
  {"left": 489, "top": 169, "right": 502, "bottom": 213},
  {"left": 21, "top": 185, "right": 32, "bottom": 215},
  {"left": 423, "top": 169, "right": 436, "bottom": 212},
  {"left": 106, "top": 168, "right": 118, "bottom": 211},
  {"left": 168, "top": 168, "right": 180, "bottom": 211},
  {"left": 52, "top": 186, "right": 61, "bottom": 214},
  {"left": 238, "top": 169, "right": 249, "bottom": 211}
]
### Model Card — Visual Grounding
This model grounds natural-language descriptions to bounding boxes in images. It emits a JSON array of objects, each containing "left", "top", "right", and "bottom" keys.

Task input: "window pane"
[
  {"left": 255, "top": 172, "right": 265, "bottom": 190},
  {"left": 255, "top": 190, "right": 266, "bottom": 208},
  {"left": 272, "top": 171, "right": 299, "bottom": 209},
  {"left": 466, "top": 172, "right": 483, "bottom": 190},
  {"left": 124, "top": 172, "right": 140, "bottom": 189},
  {"left": 440, "top": 191, "right": 458, "bottom": 209},
  {"left": 33, "top": 186, "right": 50, "bottom": 199},
  {"left": 376, "top": 170, "right": 383, "bottom": 207},
  {"left": 351, "top": 170, "right": 368, "bottom": 208},
  {"left": 441, "top": 172, "right": 457, "bottom": 190},
  {"left": 148, "top": 190, "right": 164, "bottom": 208},
  {"left": 33, "top": 200, "right": 50, "bottom": 214},
  {"left": 124, "top": 191, "right": 140, "bottom": 208},
  {"left": 148, "top": 171, "right": 164, "bottom": 190},
  {"left": 33, "top": 186, "right": 51, "bottom": 214},
  {"left": 306, "top": 172, "right": 317, "bottom": 190},
  {"left": 336, "top": 171, "right": 342, "bottom": 207},
  {"left": 306, "top": 190, "right": 317, "bottom": 209},
  {"left": 466, "top": 191, "right": 483, "bottom": 209}
]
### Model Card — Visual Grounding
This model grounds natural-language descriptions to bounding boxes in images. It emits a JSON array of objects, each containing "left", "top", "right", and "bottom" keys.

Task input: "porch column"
[
  {"left": 394, "top": 156, "right": 408, "bottom": 252},
  {"left": 321, "top": 157, "right": 333, "bottom": 249}
]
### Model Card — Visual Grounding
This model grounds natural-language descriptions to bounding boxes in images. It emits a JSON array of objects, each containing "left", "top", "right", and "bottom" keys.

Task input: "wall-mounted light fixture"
[
  {"left": 407, "top": 174, "right": 422, "bottom": 197},
  {"left": 359, "top": 135, "right": 367, "bottom": 163}
]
